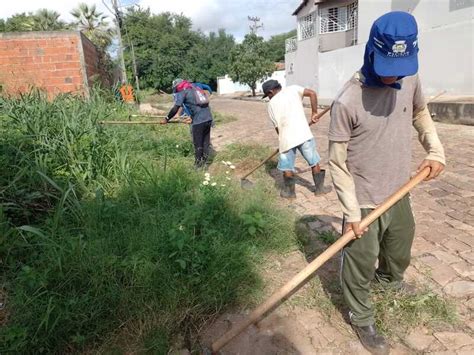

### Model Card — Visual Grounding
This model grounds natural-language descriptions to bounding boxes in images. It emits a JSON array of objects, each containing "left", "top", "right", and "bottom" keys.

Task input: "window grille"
[
  {"left": 320, "top": 1, "right": 358, "bottom": 34},
  {"left": 298, "top": 12, "right": 316, "bottom": 40},
  {"left": 348, "top": 2, "right": 358, "bottom": 44},
  {"left": 285, "top": 36, "right": 297, "bottom": 53}
]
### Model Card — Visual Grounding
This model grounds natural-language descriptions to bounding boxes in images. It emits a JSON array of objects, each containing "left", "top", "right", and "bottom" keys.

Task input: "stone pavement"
[{"left": 205, "top": 96, "right": 474, "bottom": 354}]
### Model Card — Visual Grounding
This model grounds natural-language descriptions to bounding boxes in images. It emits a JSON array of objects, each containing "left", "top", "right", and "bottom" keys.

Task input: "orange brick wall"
[
  {"left": 0, "top": 31, "right": 107, "bottom": 98},
  {"left": 81, "top": 34, "right": 107, "bottom": 87}
]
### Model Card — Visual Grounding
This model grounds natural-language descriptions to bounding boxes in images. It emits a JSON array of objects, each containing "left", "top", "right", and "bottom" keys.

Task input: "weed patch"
[
  {"left": 373, "top": 285, "right": 457, "bottom": 336},
  {"left": 213, "top": 111, "right": 237, "bottom": 125},
  {"left": 295, "top": 223, "right": 457, "bottom": 338},
  {"left": 0, "top": 91, "right": 298, "bottom": 353}
]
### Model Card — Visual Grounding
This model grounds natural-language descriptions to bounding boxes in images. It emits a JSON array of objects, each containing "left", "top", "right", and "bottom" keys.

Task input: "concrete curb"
[{"left": 229, "top": 96, "right": 473, "bottom": 126}]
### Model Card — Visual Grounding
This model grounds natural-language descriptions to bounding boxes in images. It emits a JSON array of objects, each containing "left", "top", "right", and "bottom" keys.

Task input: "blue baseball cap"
[{"left": 369, "top": 11, "right": 419, "bottom": 77}]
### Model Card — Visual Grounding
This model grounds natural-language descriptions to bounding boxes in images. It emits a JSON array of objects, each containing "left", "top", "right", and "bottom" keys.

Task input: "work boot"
[
  {"left": 280, "top": 175, "right": 296, "bottom": 199},
  {"left": 194, "top": 159, "right": 206, "bottom": 171},
  {"left": 312, "top": 169, "right": 330, "bottom": 195},
  {"left": 352, "top": 324, "right": 390, "bottom": 355}
]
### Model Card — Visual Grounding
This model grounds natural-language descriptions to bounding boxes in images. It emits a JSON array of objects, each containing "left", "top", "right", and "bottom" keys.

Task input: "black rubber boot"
[
  {"left": 280, "top": 175, "right": 296, "bottom": 199},
  {"left": 352, "top": 324, "right": 390, "bottom": 355},
  {"left": 312, "top": 169, "right": 329, "bottom": 195}
]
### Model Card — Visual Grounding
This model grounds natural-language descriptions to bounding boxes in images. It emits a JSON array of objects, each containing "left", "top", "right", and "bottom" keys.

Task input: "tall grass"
[
  {"left": 0, "top": 90, "right": 297, "bottom": 353},
  {"left": 0, "top": 90, "right": 133, "bottom": 225}
]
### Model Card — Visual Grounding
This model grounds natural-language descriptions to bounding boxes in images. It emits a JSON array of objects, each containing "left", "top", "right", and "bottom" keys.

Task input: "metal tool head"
[{"left": 240, "top": 178, "right": 255, "bottom": 190}]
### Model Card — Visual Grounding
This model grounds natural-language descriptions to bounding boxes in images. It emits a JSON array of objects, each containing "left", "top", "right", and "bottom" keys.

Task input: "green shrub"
[
  {"left": 1, "top": 165, "right": 296, "bottom": 353},
  {"left": 0, "top": 91, "right": 297, "bottom": 353}
]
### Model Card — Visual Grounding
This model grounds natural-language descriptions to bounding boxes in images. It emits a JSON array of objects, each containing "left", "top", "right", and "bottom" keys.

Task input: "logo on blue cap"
[{"left": 373, "top": 34, "right": 418, "bottom": 58}]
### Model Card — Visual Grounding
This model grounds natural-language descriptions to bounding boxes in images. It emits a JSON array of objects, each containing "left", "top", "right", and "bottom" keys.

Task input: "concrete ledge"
[
  {"left": 228, "top": 94, "right": 474, "bottom": 126},
  {"left": 0, "top": 31, "right": 81, "bottom": 39},
  {"left": 428, "top": 101, "right": 473, "bottom": 126},
  {"left": 231, "top": 95, "right": 332, "bottom": 107}
]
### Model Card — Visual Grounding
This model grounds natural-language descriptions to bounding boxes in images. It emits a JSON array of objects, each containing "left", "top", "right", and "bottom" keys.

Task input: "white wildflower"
[
  {"left": 211, "top": 182, "right": 217, "bottom": 186},
  {"left": 226, "top": 177, "right": 231, "bottom": 180},
  {"left": 178, "top": 225, "right": 184, "bottom": 231},
  {"left": 230, "top": 165, "right": 236, "bottom": 169},
  {"left": 202, "top": 181, "right": 209, "bottom": 185},
  {"left": 221, "top": 184, "right": 226, "bottom": 187},
  {"left": 226, "top": 161, "right": 232, "bottom": 165},
  {"left": 226, "top": 171, "right": 230, "bottom": 174},
  {"left": 175, "top": 144, "right": 179, "bottom": 148}
]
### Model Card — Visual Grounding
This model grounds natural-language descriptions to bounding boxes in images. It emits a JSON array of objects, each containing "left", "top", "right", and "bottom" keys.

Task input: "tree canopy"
[
  {"left": 229, "top": 33, "right": 275, "bottom": 96},
  {"left": 0, "top": 5, "right": 296, "bottom": 93},
  {"left": 0, "top": 10, "right": 68, "bottom": 32},
  {"left": 70, "top": 3, "right": 114, "bottom": 50},
  {"left": 266, "top": 29, "right": 297, "bottom": 62},
  {"left": 121, "top": 7, "right": 236, "bottom": 91}
]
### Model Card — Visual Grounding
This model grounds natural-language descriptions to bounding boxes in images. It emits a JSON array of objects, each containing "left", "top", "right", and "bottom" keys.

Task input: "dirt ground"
[{"left": 197, "top": 96, "right": 474, "bottom": 355}]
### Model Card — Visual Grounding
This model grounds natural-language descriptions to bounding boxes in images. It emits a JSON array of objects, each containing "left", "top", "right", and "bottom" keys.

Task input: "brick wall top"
[
  {"left": 0, "top": 31, "right": 81, "bottom": 40},
  {"left": 0, "top": 31, "right": 110, "bottom": 97},
  {"left": 0, "top": 31, "right": 87, "bottom": 97}
]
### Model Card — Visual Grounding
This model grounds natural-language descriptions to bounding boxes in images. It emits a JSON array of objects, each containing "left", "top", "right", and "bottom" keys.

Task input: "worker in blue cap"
[{"left": 329, "top": 11, "right": 445, "bottom": 354}]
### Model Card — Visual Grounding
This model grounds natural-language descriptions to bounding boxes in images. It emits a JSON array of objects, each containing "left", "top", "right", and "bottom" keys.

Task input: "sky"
[{"left": 0, "top": 0, "right": 301, "bottom": 41}]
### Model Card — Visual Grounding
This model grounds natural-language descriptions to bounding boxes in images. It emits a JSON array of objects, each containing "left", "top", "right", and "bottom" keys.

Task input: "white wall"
[
  {"left": 358, "top": 0, "right": 473, "bottom": 42},
  {"left": 286, "top": 0, "right": 320, "bottom": 89},
  {"left": 217, "top": 75, "right": 249, "bottom": 95},
  {"left": 217, "top": 71, "right": 287, "bottom": 95},
  {"left": 318, "top": 44, "right": 364, "bottom": 98},
  {"left": 286, "top": 38, "right": 320, "bottom": 90},
  {"left": 418, "top": 21, "right": 474, "bottom": 95},
  {"left": 316, "top": 0, "right": 474, "bottom": 97}
]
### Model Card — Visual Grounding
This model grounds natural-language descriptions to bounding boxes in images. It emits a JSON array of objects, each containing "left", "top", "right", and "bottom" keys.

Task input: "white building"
[
  {"left": 285, "top": 0, "right": 474, "bottom": 98},
  {"left": 217, "top": 69, "right": 287, "bottom": 95}
]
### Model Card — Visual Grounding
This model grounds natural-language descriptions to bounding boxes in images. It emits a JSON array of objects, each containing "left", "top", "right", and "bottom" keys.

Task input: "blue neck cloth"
[{"left": 360, "top": 45, "right": 403, "bottom": 90}]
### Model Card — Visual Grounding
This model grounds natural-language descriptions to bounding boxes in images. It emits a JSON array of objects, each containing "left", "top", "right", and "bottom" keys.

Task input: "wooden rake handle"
[
  {"left": 212, "top": 166, "right": 431, "bottom": 352},
  {"left": 240, "top": 106, "right": 331, "bottom": 181},
  {"left": 240, "top": 149, "right": 279, "bottom": 180},
  {"left": 99, "top": 120, "right": 163, "bottom": 125},
  {"left": 99, "top": 118, "right": 190, "bottom": 125}
]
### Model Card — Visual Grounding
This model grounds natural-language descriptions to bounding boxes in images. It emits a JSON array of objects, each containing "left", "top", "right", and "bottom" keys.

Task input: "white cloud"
[
  {"left": 140, "top": 0, "right": 300, "bottom": 40},
  {"left": 0, "top": 0, "right": 301, "bottom": 40},
  {"left": 0, "top": 0, "right": 111, "bottom": 22}
]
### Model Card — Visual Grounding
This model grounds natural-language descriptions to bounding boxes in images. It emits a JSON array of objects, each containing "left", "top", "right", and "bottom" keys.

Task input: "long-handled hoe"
[
  {"left": 99, "top": 117, "right": 191, "bottom": 125},
  {"left": 240, "top": 106, "right": 331, "bottom": 189},
  {"left": 205, "top": 166, "right": 431, "bottom": 354}
]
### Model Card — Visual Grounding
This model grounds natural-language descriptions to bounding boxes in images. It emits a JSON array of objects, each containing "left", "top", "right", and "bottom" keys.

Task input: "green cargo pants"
[{"left": 341, "top": 195, "right": 415, "bottom": 327}]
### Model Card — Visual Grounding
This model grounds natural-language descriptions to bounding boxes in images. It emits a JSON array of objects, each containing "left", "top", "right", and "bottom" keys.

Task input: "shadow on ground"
[
  {"left": 294, "top": 214, "right": 351, "bottom": 324},
  {"left": 266, "top": 162, "right": 320, "bottom": 194},
  {"left": 200, "top": 313, "right": 302, "bottom": 355}
]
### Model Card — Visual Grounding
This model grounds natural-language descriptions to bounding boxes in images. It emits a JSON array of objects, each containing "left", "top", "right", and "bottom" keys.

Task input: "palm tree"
[
  {"left": 4, "top": 13, "right": 36, "bottom": 32},
  {"left": 33, "top": 9, "right": 67, "bottom": 31},
  {"left": 70, "top": 3, "right": 114, "bottom": 50}
]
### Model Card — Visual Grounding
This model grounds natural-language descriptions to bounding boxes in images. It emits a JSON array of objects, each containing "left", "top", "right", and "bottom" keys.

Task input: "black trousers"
[{"left": 192, "top": 121, "right": 212, "bottom": 167}]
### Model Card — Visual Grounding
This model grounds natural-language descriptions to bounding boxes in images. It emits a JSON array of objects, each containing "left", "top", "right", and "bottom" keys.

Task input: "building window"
[
  {"left": 298, "top": 12, "right": 316, "bottom": 40},
  {"left": 285, "top": 36, "right": 297, "bottom": 53},
  {"left": 319, "top": 1, "right": 358, "bottom": 34}
]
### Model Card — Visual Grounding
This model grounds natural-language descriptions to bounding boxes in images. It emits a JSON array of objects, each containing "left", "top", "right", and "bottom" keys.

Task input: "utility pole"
[
  {"left": 104, "top": 0, "right": 127, "bottom": 84},
  {"left": 129, "top": 40, "right": 140, "bottom": 99},
  {"left": 248, "top": 16, "right": 264, "bottom": 35}
]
